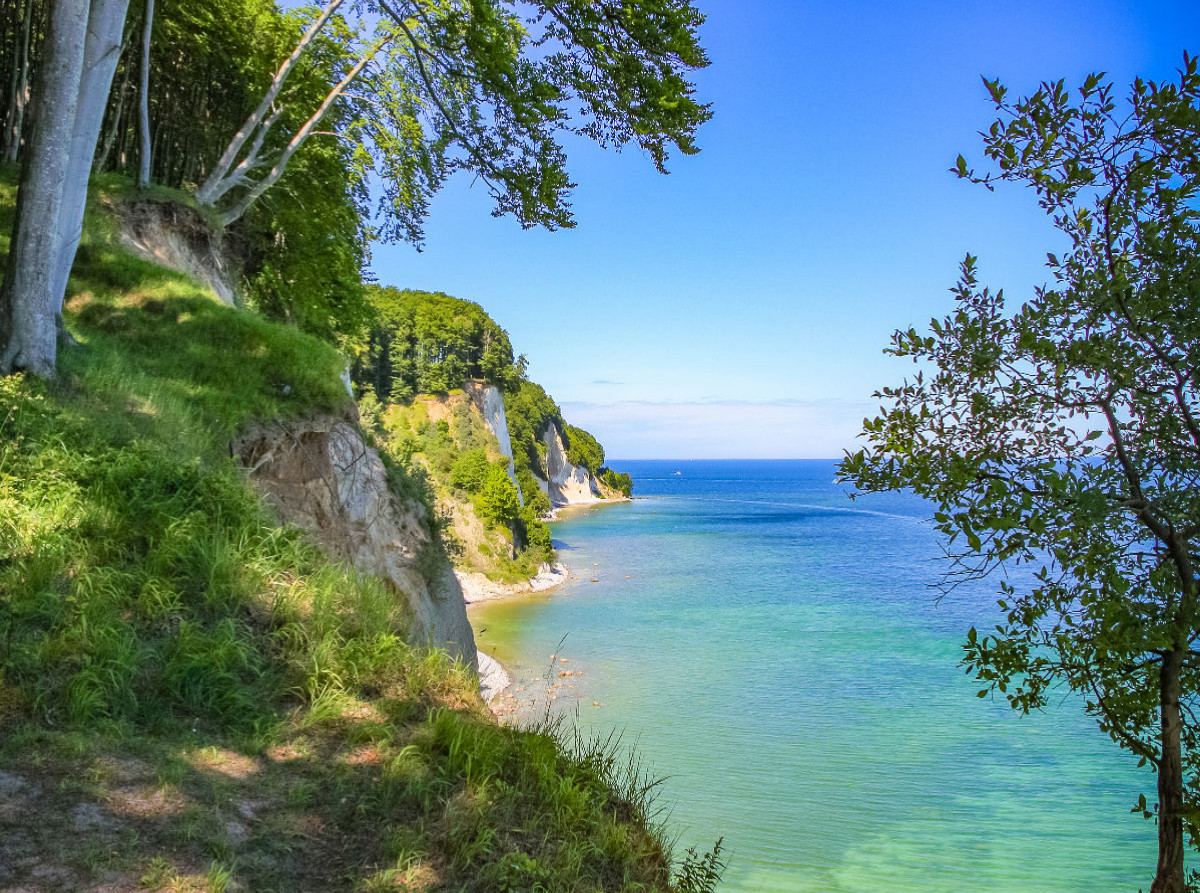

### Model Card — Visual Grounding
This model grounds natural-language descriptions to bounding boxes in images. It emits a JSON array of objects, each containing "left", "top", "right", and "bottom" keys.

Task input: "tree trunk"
[
  {"left": 0, "top": 0, "right": 89, "bottom": 376},
  {"left": 136, "top": 0, "right": 151, "bottom": 187},
  {"left": 1150, "top": 648, "right": 1186, "bottom": 893},
  {"left": 195, "top": 0, "right": 342, "bottom": 206},
  {"left": 219, "top": 45, "right": 379, "bottom": 226},
  {"left": 94, "top": 43, "right": 129, "bottom": 172},
  {"left": 2, "top": 0, "right": 23, "bottom": 158},
  {"left": 47, "top": 0, "right": 129, "bottom": 319},
  {"left": 2, "top": 0, "right": 33, "bottom": 163}
]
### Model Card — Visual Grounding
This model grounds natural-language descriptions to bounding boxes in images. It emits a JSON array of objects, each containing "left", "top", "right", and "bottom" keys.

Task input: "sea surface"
[{"left": 469, "top": 460, "right": 1155, "bottom": 892}]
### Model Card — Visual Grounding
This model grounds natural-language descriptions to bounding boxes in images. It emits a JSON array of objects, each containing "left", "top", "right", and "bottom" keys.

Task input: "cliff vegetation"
[
  {"left": 0, "top": 169, "right": 720, "bottom": 892},
  {"left": 352, "top": 287, "right": 632, "bottom": 586}
]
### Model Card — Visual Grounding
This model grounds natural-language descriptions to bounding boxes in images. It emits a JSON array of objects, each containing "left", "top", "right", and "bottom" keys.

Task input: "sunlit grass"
[{"left": 0, "top": 168, "right": 720, "bottom": 891}]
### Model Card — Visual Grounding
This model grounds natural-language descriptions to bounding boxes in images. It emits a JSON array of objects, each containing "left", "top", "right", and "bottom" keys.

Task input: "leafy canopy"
[
  {"left": 354, "top": 286, "right": 521, "bottom": 401},
  {"left": 840, "top": 57, "right": 1200, "bottom": 889},
  {"left": 367, "top": 0, "right": 712, "bottom": 242}
]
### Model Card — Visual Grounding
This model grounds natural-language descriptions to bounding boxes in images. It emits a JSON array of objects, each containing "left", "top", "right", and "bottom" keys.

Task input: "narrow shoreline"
[
  {"left": 459, "top": 561, "right": 572, "bottom": 605},
  {"left": 468, "top": 496, "right": 631, "bottom": 707},
  {"left": 467, "top": 563, "right": 570, "bottom": 708},
  {"left": 541, "top": 494, "right": 631, "bottom": 522}
]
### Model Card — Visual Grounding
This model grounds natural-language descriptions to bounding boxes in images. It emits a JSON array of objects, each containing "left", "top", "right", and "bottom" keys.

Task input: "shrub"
[
  {"left": 451, "top": 449, "right": 490, "bottom": 494},
  {"left": 479, "top": 465, "right": 521, "bottom": 527}
]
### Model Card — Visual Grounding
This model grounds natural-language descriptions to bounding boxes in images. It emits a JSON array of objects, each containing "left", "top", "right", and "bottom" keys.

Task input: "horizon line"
[{"left": 607, "top": 456, "right": 845, "bottom": 462}]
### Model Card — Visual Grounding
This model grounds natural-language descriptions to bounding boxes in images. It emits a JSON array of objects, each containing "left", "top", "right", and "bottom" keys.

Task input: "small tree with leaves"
[
  {"left": 479, "top": 463, "right": 520, "bottom": 528},
  {"left": 840, "top": 57, "right": 1200, "bottom": 893}
]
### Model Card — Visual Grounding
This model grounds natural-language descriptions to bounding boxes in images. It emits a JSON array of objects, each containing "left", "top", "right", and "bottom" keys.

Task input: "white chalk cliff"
[
  {"left": 233, "top": 413, "right": 477, "bottom": 667},
  {"left": 538, "top": 421, "right": 606, "bottom": 508},
  {"left": 465, "top": 381, "right": 522, "bottom": 505}
]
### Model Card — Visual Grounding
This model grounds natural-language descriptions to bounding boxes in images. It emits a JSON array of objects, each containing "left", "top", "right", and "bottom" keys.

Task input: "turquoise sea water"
[{"left": 469, "top": 460, "right": 1155, "bottom": 892}]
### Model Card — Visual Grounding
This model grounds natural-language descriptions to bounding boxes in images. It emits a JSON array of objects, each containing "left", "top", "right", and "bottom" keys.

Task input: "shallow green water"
[{"left": 471, "top": 460, "right": 1156, "bottom": 892}]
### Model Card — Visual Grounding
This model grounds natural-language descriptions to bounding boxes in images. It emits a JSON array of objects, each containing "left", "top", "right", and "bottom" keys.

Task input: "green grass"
[{"left": 0, "top": 168, "right": 721, "bottom": 891}]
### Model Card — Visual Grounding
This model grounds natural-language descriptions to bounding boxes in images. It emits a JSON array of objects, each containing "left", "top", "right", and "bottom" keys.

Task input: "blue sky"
[{"left": 371, "top": 1, "right": 1200, "bottom": 459}]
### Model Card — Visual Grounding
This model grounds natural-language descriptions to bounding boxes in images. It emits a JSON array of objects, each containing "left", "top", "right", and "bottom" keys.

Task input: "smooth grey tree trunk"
[
  {"left": 48, "top": 0, "right": 130, "bottom": 318},
  {"left": 94, "top": 39, "right": 129, "bottom": 172},
  {"left": 0, "top": 0, "right": 90, "bottom": 376},
  {"left": 136, "top": 0, "right": 151, "bottom": 187}
]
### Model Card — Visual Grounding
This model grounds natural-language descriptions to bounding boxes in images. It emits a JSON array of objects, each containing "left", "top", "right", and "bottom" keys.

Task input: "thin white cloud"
[{"left": 559, "top": 398, "right": 877, "bottom": 460}]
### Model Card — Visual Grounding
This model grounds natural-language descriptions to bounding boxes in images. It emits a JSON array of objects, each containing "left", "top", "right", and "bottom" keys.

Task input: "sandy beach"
[{"left": 458, "top": 561, "right": 571, "bottom": 605}]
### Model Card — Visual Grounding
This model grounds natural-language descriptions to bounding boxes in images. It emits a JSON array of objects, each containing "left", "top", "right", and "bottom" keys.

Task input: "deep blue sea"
[{"left": 470, "top": 460, "right": 1155, "bottom": 892}]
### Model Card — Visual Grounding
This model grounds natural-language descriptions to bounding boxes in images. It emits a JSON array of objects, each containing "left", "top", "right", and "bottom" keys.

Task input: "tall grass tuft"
[{"left": 0, "top": 168, "right": 721, "bottom": 892}]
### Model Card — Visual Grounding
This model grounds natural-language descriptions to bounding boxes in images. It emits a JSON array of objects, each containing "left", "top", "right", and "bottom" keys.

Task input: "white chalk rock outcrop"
[
  {"left": 540, "top": 422, "right": 604, "bottom": 507},
  {"left": 476, "top": 651, "right": 511, "bottom": 703},
  {"left": 234, "top": 413, "right": 477, "bottom": 667},
  {"left": 465, "top": 381, "right": 521, "bottom": 504}
]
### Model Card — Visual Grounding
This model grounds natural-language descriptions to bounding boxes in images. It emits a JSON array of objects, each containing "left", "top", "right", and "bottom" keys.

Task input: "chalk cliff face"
[
  {"left": 539, "top": 421, "right": 605, "bottom": 508},
  {"left": 108, "top": 200, "right": 481, "bottom": 667},
  {"left": 233, "top": 413, "right": 477, "bottom": 667},
  {"left": 464, "top": 381, "right": 521, "bottom": 505}
]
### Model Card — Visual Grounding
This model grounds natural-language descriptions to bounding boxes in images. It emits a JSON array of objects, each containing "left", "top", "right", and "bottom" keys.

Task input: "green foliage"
[
  {"left": 354, "top": 286, "right": 521, "bottom": 399},
  {"left": 479, "top": 464, "right": 521, "bottom": 527},
  {"left": 53, "top": 196, "right": 353, "bottom": 450},
  {"left": 0, "top": 368, "right": 408, "bottom": 729},
  {"left": 346, "top": 0, "right": 712, "bottom": 243},
  {"left": 238, "top": 140, "right": 372, "bottom": 345},
  {"left": 518, "top": 504, "right": 554, "bottom": 558},
  {"left": 517, "top": 466, "right": 553, "bottom": 518},
  {"left": 564, "top": 423, "right": 604, "bottom": 476},
  {"left": 601, "top": 468, "right": 635, "bottom": 498},
  {"left": 840, "top": 58, "right": 1200, "bottom": 888},
  {"left": 673, "top": 838, "right": 726, "bottom": 893},
  {"left": 102, "top": 0, "right": 293, "bottom": 189},
  {"left": 451, "top": 448, "right": 492, "bottom": 494}
]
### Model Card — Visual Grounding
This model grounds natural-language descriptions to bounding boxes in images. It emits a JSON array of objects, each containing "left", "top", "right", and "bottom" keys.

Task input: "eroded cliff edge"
[
  {"left": 233, "top": 411, "right": 478, "bottom": 668},
  {"left": 540, "top": 419, "right": 609, "bottom": 508}
]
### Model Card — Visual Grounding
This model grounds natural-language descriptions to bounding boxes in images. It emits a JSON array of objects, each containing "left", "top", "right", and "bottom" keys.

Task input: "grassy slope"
[
  {"left": 362, "top": 393, "right": 551, "bottom": 585},
  {"left": 0, "top": 169, "right": 715, "bottom": 892}
]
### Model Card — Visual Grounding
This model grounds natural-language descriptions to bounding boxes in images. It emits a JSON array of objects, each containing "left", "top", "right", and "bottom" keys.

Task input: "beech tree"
[
  {"left": 841, "top": 58, "right": 1200, "bottom": 892},
  {"left": 1, "top": 0, "right": 128, "bottom": 375},
  {"left": 136, "top": 0, "right": 152, "bottom": 188},
  {"left": 195, "top": 0, "right": 711, "bottom": 237},
  {"left": 1, "top": 0, "right": 41, "bottom": 164}
]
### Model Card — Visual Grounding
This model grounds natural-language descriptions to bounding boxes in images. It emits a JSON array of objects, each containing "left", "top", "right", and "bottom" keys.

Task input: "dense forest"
[
  {"left": 1, "top": 0, "right": 373, "bottom": 341},
  {"left": 353, "top": 285, "right": 634, "bottom": 522},
  {"left": 354, "top": 286, "right": 522, "bottom": 401}
]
